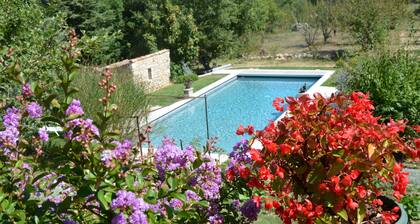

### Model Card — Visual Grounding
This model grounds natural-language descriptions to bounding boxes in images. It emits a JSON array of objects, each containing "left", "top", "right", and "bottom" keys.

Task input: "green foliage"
[
  {"left": 339, "top": 0, "right": 408, "bottom": 51},
  {"left": 400, "top": 185, "right": 420, "bottom": 221},
  {"left": 0, "top": 0, "right": 67, "bottom": 103},
  {"left": 170, "top": 63, "right": 185, "bottom": 81},
  {"left": 315, "top": 0, "right": 338, "bottom": 44},
  {"left": 343, "top": 50, "right": 419, "bottom": 125},
  {"left": 73, "top": 68, "right": 149, "bottom": 137},
  {"left": 174, "top": 74, "right": 198, "bottom": 85},
  {"left": 178, "top": 0, "right": 238, "bottom": 70},
  {"left": 47, "top": 0, "right": 125, "bottom": 64},
  {"left": 122, "top": 0, "right": 199, "bottom": 64}
]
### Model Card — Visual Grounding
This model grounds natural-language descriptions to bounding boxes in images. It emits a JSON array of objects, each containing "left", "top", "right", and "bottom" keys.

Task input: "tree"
[
  {"left": 47, "top": 0, "right": 124, "bottom": 64},
  {"left": 0, "top": 0, "right": 67, "bottom": 103},
  {"left": 315, "top": 0, "right": 337, "bottom": 44},
  {"left": 122, "top": 0, "right": 199, "bottom": 64},
  {"left": 176, "top": 0, "right": 238, "bottom": 70},
  {"left": 300, "top": 1, "right": 319, "bottom": 48},
  {"left": 339, "top": 0, "right": 408, "bottom": 51}
]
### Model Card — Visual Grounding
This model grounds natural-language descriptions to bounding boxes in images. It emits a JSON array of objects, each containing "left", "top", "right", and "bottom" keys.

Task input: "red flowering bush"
[{"left": 229, "top": 92, "right": 419, "bottom": 224}]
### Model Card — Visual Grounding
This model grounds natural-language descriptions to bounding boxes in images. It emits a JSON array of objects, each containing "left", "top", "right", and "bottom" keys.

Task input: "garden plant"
[{"left": 228, "top": 93, "right": 419, "bottom": 223}]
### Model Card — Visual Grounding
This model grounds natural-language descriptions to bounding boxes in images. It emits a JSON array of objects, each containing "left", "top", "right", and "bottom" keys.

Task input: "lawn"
[{"left": 149, "top": 74, "right": 226, "bottom": 107}]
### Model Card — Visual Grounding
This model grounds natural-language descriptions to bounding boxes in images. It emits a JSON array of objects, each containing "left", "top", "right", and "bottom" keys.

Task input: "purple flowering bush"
[{"left": 0, "top": 30, "right": 243, "bottom": 223}]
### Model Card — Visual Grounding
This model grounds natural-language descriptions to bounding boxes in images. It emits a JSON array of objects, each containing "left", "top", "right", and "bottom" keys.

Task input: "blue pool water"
[{"left": 150, "top": 76, "right": 318, "bottom": 152}]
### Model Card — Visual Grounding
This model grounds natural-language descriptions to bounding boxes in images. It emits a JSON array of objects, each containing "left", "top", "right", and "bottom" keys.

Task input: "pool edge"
[{"left": 148, "top": 69, "right": 335, "bottom": 124}]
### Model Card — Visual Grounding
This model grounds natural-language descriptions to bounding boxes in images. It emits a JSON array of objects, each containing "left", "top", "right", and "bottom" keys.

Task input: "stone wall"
[{"left": 106, "top": 49, "right": 171, "bottom": 92}]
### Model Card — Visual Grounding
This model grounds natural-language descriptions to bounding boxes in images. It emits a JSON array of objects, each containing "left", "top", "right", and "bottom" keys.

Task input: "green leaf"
[
  {"left": 337, "top": 209, "right": 348, "bottom": 221},
  {"left": 327, "top": 160, "right": 344, "bottom": 177},
  {"left": 83, "top": 169, "right": 96, "bottom": 180},
  {"left": 126, "top": 175, "right": 135, "bottom": 190},
  {"left": 97, "top": 190, "right": 110, "bottom": 210},
  {"left": 307, "top": 162, "right": 326, "bottom": 184},
  {"left": 170, "top": 192, "right": 186, "bottom": 203},
  {"left": 357, "top": 202, "right": 366, "bottom": 224},
  {"left": 1, "top": 199, "right": 9, "bottom": 211},
  {"left": 167, "top": 176, "right": 179, "bottom": 189},
  {"left": 192, "top": 157, "right": 203, "bottom": 169},
  {"left": 332, "top": 149, "right": 344, "bottom": 157}
]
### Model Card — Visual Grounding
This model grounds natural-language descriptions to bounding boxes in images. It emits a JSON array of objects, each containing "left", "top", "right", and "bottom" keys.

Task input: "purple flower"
[
  {"left": 227, "top": 139, "right": 251, "bottom": 170},
  {"left": 66, "top": 99, "right": 84, "bottom": 116},
  {"left": 63, "top": 220, "right": 78, "bottom": 224},
  {"left": 154, "top": 138, "right": 196, "bottom": 180},
  {"left": 111, "top": 190, "right": 149, "bottom": 212},
  {"left": 22, "top": 163, "right": 31, "bottom": 171},
  {"left": 112, "top": 140, "right": 132, "bottom": 162},
  {"left": 189, "top": 155, "right": 221, "bottom": 200},
  {"left": 208, "top": 214, "right": 224, "bottom": 224},
  {"left": 38, "top": 127, "right": 49, "bottom": 142},
  {"left": 232, "top": 199, "right": 241, "bottom": 210},
  {"left": 101, "top": 150, "right": 114, "bottom": 168},
  {"left": 65, "top": 118, "right": 99, "bottom": 144},
  {"left": 129, "top": 210, "right": 148, "bottom": 224},
  {"left": 208, "top": 203, "right": 224, "bottom": 224},
  {"left": 1, "top": 107, "right": 21, "bottom": 154},
  {"left": 240, "top": 199, "right": 261, "bottom": 221},
  {"left": 0, "top": 128, "right": 19, "bottom": 149},
  {"left": 22, "top": 83, "right": 33, "bottom": 97},
  {"left": 186, "top": 190, "right": 201, "bottom": 202},
  {"left": 149, "top": 200, "right": 166, "bottom": 216},
  {"left": 26, "top": 102, "right": 43, "bottom": 118},
  {"left": 112, "top": 213, "right": 127, "bottom": 224},
  {"left": 169, "top": 198, "right": 183, "bottom": 209},
  {"left": 3, "top": 107, "right": 21, "bottom": 128}
]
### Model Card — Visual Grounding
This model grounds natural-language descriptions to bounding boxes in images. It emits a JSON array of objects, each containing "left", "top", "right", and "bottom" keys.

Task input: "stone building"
[{"left": 105, "top": 49, "right": 171, "bottom": 92}]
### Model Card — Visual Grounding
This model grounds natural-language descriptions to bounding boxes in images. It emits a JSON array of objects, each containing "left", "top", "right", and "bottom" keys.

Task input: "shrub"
[
  {"left": 0, "top": 29, "right": 255, "bottom": 223},
  {"left": 228, "top": 92, "right": 419, "bottom": 223},
  {"left": 170, "top": 62, "right": 184, "bottom": 81},
  {"left": 339, "top": 0, "right": 408, "bottom": 51},
  {"left": 73, "top": 68, "right": 149, "bottom": 137},
  {"left": 343, "top": 50, "right": 419, "bottom": 126}
]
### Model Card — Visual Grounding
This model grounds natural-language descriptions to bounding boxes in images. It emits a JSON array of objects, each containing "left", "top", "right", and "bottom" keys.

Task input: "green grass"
[
  {"left": 255, "top": 213, "right": 282, "bottom": 224},
  {"left": 149, "top": 74, "right": 226, "bottom": 107},
  {"left": 322, "top": 72, "right": 340, "bottom": 87}
]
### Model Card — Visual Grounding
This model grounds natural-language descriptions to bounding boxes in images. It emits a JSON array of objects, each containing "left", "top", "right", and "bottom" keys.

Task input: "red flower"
[
  {"left": 226, "top": 169, "right": 235, "bottom": 181},
  {"left": 315, "top": 205, "right": 324, "bottom": 217},
  {"left": 414, "top": 138, "right": 420, "bottom": 149},
  {"left": 319, "top": 183, "right": 329, "bottom": 191},
  {"left": 247, "top": 125, "right": 255, "bottom": 135},
  {"left": 341, "top": 175, "right": 352, "bottom": 187},
  {"left": 356, "top": 186, "right": 367, "bottom": 198},
  {"left": 238, "top": 166, "right": 251, "bottom": 179},
  {"left": 346, "top": 197, "right": 358, "bottom": 210},
  {"left": 236, "top": 125, "right": 245, "bottom": 135},
  {"left": 250, "top": 149, "right": 264, "bottom": 165},
  {"left": 350, "top": 169, "right": 361, "bottom": 180},
  {"left": 372, "top": 199, "right": 383, "bottom": 206},
  {"left": 253, "top": 196, "right": 262, "bottom": 208},
  {"left": 331, "top": 176, "right": 340, "bottom": 185},
  {"left": 279, "top": 143, "right": 292, "bottom": 155},
  {"left": 263, "top": 139, "right": 278, "bottom": 154},
  {"left": 272, "top": 97, "right": 285, "bottom": 112},
  {"left": 291, "top": 131, "right": 304, "bottom": 143},
  {"left": 272, "top": 200, "right": 280, "bottom": 209},
  {"left": 275, "top": 166, "right": 285, "bottom": 179},
  {"left": 259, "top": 166, "right": 273, "bottom": 180},
  {"left": 265, "top": 199, "right": 273, "bottom": 210}
]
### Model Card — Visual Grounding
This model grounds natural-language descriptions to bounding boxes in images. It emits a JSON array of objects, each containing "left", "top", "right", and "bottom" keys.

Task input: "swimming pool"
[{"left": 149, "top": 73, "right": 322, "bottom": 152}]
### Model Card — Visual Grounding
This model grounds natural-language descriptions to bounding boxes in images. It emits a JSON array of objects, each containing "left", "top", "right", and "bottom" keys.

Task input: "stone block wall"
[{"left": 106, "top": 49, "right": 171, "bottom": 92}]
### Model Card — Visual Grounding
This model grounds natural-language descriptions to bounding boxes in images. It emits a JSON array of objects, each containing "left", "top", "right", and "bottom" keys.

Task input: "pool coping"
[{"left": 148, "top": 69, "right": 336, "bottom": 124}]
